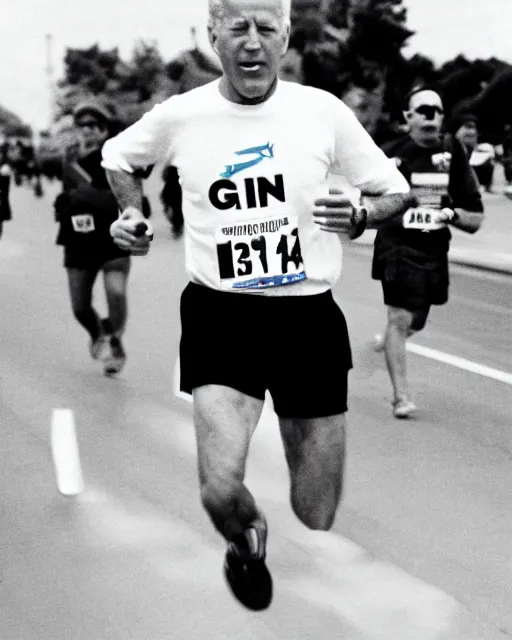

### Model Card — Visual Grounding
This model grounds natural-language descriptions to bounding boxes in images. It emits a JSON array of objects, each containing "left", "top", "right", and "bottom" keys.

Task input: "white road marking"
[
  {"left": 50, "top": 408, "right": 84, "bottom": 496},
  {"left": 407, "top": 343, "right": 512, "bottom": 386},
  {"left": 173, "top": 356, "right": 193, "bottom": 403}
]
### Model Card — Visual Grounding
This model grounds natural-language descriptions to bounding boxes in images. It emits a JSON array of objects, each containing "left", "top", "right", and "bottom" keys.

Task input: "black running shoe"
[
  {"left": 104, "top": 335, "right": 126, "bottom": 375},
  {"left": 100, "top": 317, "right": 113, "bottom": 335},
  {"left": 223, "top": 530, "right": 273, "bottom": 611},
  {"left": 171, "top": 222, "right": 183, "bottom": 238}
]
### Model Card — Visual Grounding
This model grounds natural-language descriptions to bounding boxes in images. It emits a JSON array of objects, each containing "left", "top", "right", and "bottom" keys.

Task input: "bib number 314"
[{"left": 215, "top": 214, "right": 306, "bottom": 290}]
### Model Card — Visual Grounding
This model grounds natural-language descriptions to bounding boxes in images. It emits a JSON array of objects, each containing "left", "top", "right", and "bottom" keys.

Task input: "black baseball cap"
[{"left": 73, "top": 100, "right": 116, "bottom": 124}]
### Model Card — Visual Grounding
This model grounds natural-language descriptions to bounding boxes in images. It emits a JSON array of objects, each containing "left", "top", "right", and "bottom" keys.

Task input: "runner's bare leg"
[
  {"left": 278, "top": 413, "right": 345, "bottom": 530},
  {"left": 384, "top": 306, "right": 414, "bottom": 401},
  {"left": 193, "top": 385, "right": 267, "bottom": 545}
]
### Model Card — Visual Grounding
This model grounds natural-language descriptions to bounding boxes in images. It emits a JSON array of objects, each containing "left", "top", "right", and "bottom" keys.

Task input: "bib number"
[
  {"left": 406, "top": 172, "right": 449, "bottom": 231},
  {"left": 71, "top": 214, "right": 95, "bottom": 233},
  {"left": 215, "top": 214, "right": 306, "bottom": 290},
  {"left": 403, "top": 208, "right": 446, "bottom": 231}
]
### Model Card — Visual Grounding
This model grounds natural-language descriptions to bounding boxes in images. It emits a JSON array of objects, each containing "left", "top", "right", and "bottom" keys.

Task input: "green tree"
[
  {"left": 291, "top": 0, "right": 415, "bottom": 139},
  {"left": 124, "top": 40, "right": 165, "bottom": 102},
  {"left": 0, "top": 105, "right": 32, "bottom": 137},
  {"left": 163, "top": 28, "right": 222, "bottom": 95},
  {"left": 61, "top": 45, "right": 122, "bottom": 94},
  {"left": 56, "top": 41, "right": 169, "bottom": 125}
]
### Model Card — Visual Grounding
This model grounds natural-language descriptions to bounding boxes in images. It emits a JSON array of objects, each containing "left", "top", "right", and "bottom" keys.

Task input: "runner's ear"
[
  {"left": 208, "top": 25, "right": 219, "bottom": 55},
  {"left": 281, "top": 23, "right": 291, "bottom": 57}
]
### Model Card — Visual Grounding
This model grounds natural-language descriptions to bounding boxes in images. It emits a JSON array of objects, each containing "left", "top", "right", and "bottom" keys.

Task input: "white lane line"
[
  {"left": 50, "top": 408, "right": 85, "bottom": 496},
  {"left": 407, "top": 343, "right": 512, "bottom": 386}
]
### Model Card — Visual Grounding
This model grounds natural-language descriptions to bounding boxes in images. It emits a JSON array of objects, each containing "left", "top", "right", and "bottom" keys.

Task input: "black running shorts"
[
  {"left": 373, "top": 247, "right": 449, "bottom": 312},
  {"left": 380, "top": 255, "right": 449, "bottom": 311},
  {"left": 63, "top": 244, "right": 130, "bottom": 270},
  {"left": 179, "top": 282, "right": 352, "bottom": 418}
]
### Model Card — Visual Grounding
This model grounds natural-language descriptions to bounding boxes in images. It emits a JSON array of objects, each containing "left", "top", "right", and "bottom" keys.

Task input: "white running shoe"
[
  {"left": 393, "top": 397, "right": 417, "bottom": 419},
  {"left": 89, "top": 333, "right": 110, "bottom": 361}
]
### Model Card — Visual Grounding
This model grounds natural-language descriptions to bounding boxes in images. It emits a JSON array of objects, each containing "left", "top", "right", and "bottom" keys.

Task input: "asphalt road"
[{"left": 1, "top": 179, "right": 511, "bottom": 639}]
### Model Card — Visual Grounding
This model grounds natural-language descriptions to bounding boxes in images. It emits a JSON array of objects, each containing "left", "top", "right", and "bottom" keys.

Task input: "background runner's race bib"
[
  {"left": 215, "top": 214, "right": 306, "bottom": 290},
  {"left": 404, "top": 171, "right": 449, "bottom": 232},
  {"left": 403, "top": 207, "right": 446, "bottom": 231},
  {"left": 71, "top": 214, "right": 95, "bottom": 233}
]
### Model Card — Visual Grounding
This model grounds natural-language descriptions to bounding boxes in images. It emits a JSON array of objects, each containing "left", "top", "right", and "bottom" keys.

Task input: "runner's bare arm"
[
  {"left": 105, "top": 169, "right": 144, "bottom": 214},
  {"left": 101, "top": 101, "right": 173, "bottom": 215},
  {"left": 448, "top": 209, "right": 483, "bottom": 234},
  {"left": 362, "top": 192, "right": 418, "bottom": 229},
  {"left": 105, "top": 169, "right": 153, "bottom": 254},
  {"left": 313, "top": 191, "right": 417, "bottom": 234}
]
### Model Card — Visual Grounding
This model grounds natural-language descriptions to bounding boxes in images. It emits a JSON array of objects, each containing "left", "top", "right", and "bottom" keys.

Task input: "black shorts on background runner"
[
  {"left": 372, "top": 243, "right": 449, "bottom": 311},
  {"left": 63, "top": 245, "right": 130, "bottom": 270},
  {"left": 179, "top": 282, "right": 352, "bottom": 418}
]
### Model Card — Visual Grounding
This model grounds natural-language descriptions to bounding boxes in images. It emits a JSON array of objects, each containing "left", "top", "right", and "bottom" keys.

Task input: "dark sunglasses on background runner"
[
  {"left": 76, "top": 120, "right": 106, "bottom": 130},
  {"left": 413, "top": 105, "right": 444, "bottom": 119}
]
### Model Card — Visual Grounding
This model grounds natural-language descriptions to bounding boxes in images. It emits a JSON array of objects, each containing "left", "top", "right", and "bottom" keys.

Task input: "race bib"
[
  {"left": 215, "top": 214, "right": 306, "bottom": 290},
  {"left": 403, "top": 208, "right": 446, "bottom": 231},
  {"left": 406, "top": 172, "right": 449, "bottom": 231},
  {"left": 71, "top": 214, "right": 95, "bottom": 233}
]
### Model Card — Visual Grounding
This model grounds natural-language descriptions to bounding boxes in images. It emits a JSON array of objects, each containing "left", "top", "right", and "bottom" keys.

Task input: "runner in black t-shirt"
[
  {"left": 160, "top": 165, "right": 184, "bottom": 237},
  {"left": 372, "top": 87, "right": 484, "bottom": 418},
  {"left": 54, "top": 101, "right": 134, "bottom": 375}
]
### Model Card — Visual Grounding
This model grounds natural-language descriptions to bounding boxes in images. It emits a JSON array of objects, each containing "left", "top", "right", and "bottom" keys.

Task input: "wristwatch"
[
  {"left": 447, "top": 208, "right": 460, "bottom": 224},
  {"left": 349, "top": 202, "right": 368, "bottom": 240}
]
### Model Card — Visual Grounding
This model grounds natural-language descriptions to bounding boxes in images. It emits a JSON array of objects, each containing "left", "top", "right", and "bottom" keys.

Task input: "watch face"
[
  {"left": 350, "top": 206, "right": 368, "bottom": 239},
  {"left": 353, "top": 206, "right": 367, "bottom": 224}
]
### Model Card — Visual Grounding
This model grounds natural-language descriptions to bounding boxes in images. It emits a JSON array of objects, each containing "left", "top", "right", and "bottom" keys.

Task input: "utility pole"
[{"left": 45, "top": 33, "right": 56, "bottom": 126}]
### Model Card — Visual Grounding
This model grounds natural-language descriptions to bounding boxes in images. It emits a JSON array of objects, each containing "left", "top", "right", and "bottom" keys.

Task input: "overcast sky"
[{"left": 2, "top": 0, "right": 511, "bottom": 130}]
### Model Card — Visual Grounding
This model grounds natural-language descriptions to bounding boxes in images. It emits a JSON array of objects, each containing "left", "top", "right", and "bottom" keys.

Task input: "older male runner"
[{"left": 102, "top": 0, "right": 412, "bottom": 611}]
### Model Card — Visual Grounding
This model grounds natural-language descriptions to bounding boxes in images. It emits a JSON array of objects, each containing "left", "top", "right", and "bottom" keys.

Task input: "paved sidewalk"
[{"left": 354, "top": 166, "right": 512, "bottom": 275}]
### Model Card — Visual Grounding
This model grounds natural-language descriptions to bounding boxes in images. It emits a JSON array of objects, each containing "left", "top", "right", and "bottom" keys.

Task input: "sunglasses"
[
  {"left": 76, "top": 120, "right": 106, "bottom": 130},
  {"left": 413, "top": 105, "right": 444, "bottom": 119}
]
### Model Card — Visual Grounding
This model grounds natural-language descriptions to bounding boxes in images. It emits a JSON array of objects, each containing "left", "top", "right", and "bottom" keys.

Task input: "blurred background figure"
[
  {"left": 0, "top": 136, "right": 12, "bottom": 238},
  {"left": 502, "top": 124, "right": 512, "bottom": 198},
  {"left": 279, "top": 47, "right": 305, "bottom": 83},
  {"left": 341, "top": 79, "right": 385, "bottom": 138},
  {"left": 451, "top": 112, "right": 496, "bottom": 193},
  {"left": 6, "top": 138, "right": 44, "bottom": 197},
  {"left": 158, "top": 27, "right": 222, "bottom": 238},
  {"left": 160, "top": 165, "right": 183, "bottom": 238},
  {"left": 53, "top": 100, "right": 141, "bottom": 375}
]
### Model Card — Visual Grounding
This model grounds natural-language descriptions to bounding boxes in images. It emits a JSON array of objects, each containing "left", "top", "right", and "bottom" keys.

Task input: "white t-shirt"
[{"left": 102, "top": 80, "right": 408, "bottom": 295}]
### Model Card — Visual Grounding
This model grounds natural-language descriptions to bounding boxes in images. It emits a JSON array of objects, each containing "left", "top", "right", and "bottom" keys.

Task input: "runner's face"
[
  {"left": 456, "top": 122, "right": 478, "bottom": 149},
  {"left": 210, "top": 0, "right": 290, "bottom": 103},
  {"left": 76, "top": 117, "right": 109, "bottom": 151},
  {"left": 406, "top": 91, "right": 444, "bottom": 145}
]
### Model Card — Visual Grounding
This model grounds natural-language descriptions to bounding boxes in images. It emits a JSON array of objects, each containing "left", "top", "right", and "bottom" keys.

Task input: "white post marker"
[{"left": 50, "top": 408, "right": 85, "bottom": 496}]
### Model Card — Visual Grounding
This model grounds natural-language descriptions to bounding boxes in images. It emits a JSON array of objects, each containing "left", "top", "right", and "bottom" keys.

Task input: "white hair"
[{"left": 208, "top": 0, "right": 291, "bottom": 29}]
